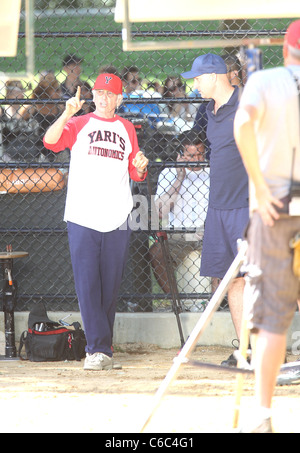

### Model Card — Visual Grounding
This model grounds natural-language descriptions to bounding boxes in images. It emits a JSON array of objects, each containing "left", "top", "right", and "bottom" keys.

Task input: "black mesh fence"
[{"left": 0, "top": 2, "right": 295, "bottom": 313}]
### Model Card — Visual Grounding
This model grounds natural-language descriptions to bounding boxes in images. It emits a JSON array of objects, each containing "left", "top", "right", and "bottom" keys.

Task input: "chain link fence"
[{"left": 0, "top": 1, "right": 295, "bottom": 313}]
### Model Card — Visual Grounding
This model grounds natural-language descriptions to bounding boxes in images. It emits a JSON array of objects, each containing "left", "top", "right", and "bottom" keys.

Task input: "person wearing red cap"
[
  {"left": 43, "top": 73, "right": 148, "bottom": 371},
  {"left": 234, "top": 20, "right": 300, "bottom": 432}
]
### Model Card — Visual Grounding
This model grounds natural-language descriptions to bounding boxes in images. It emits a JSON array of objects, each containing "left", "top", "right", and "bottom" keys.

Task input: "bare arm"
[
  {"left": 44, "top": 86, "right": 84, "bottom": 144},
  {"left": 234, "top": 104, "right": 283, "bottom": 226},
  {"left": 155, "top": 157, "right": 186, "bottom": 220}
]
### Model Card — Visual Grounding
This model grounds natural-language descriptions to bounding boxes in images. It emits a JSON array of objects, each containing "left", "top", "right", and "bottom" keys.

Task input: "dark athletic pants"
[{"left": 67, "top": 221, "right": 131, "bottom": 357}]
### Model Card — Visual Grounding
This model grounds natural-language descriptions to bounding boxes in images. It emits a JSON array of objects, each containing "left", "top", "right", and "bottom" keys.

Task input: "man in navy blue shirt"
[
  {"left": 193, "top": 53, "right": 243, "bottom": 152},
  {"left": 181, "top": 54, "right": 249, "bottom": 365}
]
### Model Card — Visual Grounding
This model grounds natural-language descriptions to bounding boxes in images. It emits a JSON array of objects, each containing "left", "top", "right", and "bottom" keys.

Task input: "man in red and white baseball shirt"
[{"left": 44, "top": 73, "right": 148, "bottom": 370}]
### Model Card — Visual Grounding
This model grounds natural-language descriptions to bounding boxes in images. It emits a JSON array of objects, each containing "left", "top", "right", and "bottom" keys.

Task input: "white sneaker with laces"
[{"left": 84, "top": 352, "right": 122, "bottom": 370}]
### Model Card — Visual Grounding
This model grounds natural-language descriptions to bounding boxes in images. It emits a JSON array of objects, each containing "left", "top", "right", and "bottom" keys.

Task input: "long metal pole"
[{"left": 140, "top": 240, "right": 248, "bottom": 432}]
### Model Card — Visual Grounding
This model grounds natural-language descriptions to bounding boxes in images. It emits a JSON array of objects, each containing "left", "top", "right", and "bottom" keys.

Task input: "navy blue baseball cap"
[{"left": 181, "top": 53, "right": 227, "bottom": 79}]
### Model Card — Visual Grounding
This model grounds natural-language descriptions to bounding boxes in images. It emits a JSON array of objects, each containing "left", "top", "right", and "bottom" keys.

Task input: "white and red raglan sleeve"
[{"left": 43, "top": 114, "right": 91, "bottom": 153}]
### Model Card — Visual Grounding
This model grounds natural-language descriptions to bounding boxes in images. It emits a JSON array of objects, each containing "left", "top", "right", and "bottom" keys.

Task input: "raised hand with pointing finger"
[
  {"left": 43, "top": 86, "right": 85, "bottom": 144},
  {"left": 65, "top": 86, "right": 85, "bottom": 118}
]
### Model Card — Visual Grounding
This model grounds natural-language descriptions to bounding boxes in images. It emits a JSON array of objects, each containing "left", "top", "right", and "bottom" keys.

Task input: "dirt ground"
[{"left": 1, "top": 344, "right": 300, "bottom": 434}]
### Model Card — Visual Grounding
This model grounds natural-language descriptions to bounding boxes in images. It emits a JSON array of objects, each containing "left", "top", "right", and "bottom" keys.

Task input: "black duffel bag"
[{"left": 19, "top": 302, "right": 86, "bottom": 362}]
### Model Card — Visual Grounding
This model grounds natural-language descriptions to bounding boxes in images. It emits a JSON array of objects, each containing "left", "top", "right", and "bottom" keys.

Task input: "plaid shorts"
[{"left": 244, "top": 212, "right": 300, "bottom": 334}]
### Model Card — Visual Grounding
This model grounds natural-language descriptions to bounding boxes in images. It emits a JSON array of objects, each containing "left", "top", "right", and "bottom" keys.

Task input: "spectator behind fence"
[
  {"left": 224, "top": 53, "right": 244, "bottom": 89},
  {"left": 159, "top": 76, "right": 193, "bottom": 133},
  {"left": 121, "top": 65, "right": 142, "bottom": 95},
  {"left": 149, "top": 129, "right": 210, "bottom": 298},
  {"left": 98, "top": 64, "right": 120, "bottom": 78},
  {"left": 119, "top": 65, "right": 162, "bottom": 124},
  {"left": 181, "top": 53, "right": 249, "bottom": 366},
  {"left": 146, "top": 79, "right": 163, "bottom": 97},
  {"left": 3, "top": 80, "right": 26, "bottom": 119},
  {"left": 61, "top": 54, "right": 91, "bottom": 100},
  {"left": 78, "top": 80, "right": 94, "bottom": 115},
  {"left": 19, "top": 72, "right": 65, "bottom": 162},
  {"left": 1, "top": 80, "right": 41, "bottom": 162}
]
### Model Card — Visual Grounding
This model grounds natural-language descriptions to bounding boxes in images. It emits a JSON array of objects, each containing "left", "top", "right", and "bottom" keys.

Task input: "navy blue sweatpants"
[{"left": 67, "top": 221, "right": 131, "bottom": 357}]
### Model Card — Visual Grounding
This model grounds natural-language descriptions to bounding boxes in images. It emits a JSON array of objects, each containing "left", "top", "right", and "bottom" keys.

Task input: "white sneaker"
[{"left": 84, "top": 352, "right": 122, "bottom": 371}]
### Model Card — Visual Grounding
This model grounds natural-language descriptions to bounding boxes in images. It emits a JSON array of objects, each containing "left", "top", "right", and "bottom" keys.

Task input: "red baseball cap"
[
  {"left": 93, "top": 73, "right": 123, "bottom": 95},
  {"left": 284, "top": 19, "right": 300, "bottom": 52}
]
